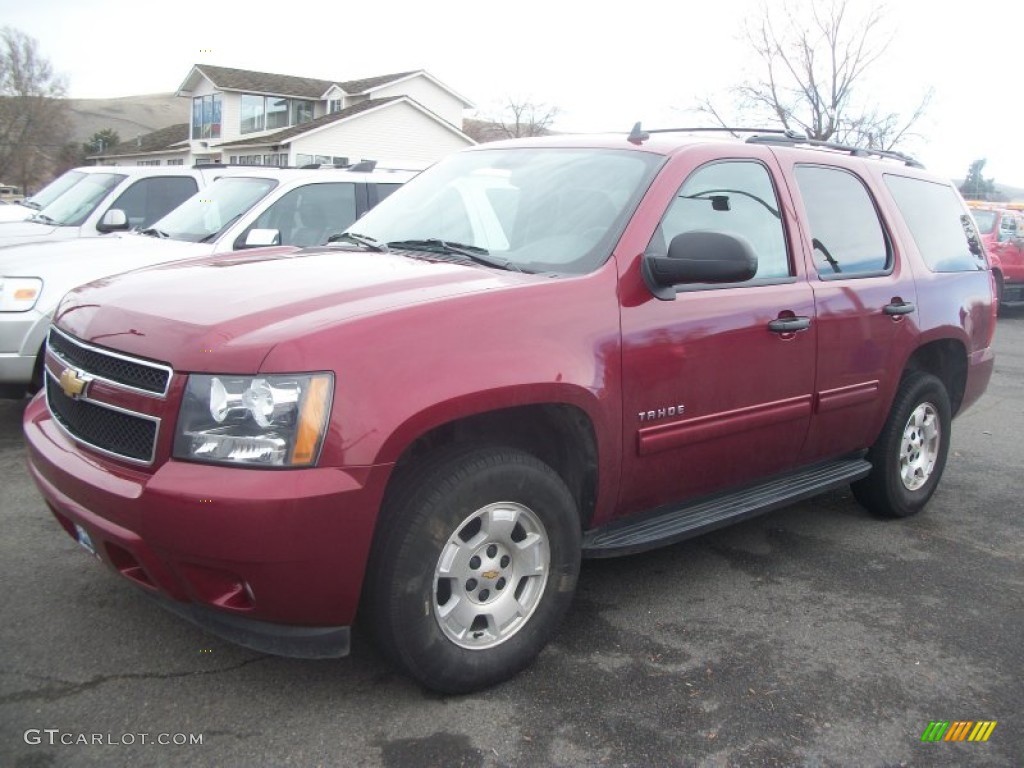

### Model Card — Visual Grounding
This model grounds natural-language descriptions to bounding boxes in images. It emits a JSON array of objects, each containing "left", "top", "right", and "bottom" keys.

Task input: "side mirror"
[
  {"left": 642, "top": 230, "right": 758, "bottom": 300},
  {"left": 241, "top": 228, "right": 280, "bottom": 248},
  {"left": 97, "top": 208, "right": 129, "bottom": 233}
]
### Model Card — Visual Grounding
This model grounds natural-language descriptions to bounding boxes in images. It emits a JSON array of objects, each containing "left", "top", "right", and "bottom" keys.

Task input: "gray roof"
[
  {"left": 99, "top": 123, "right": 190, "bottom": 156},
  {"left": 193, "top": 65, "right": 335, "bottom": 99},
  {"left": 216, "top": 98, "right": 403, "bottom": 148},
  {"left": 191, "top": 65, "right": 420, "bottom": 99},
  {"left": 338, "top": 71, "right": 419, "bottom": 94}
]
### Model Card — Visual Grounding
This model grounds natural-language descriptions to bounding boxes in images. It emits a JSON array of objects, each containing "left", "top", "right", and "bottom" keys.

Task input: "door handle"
[
  {"left": 767, "top": 316, "right": 811, "bottom": 333},
  {"left": 884, "top": 301, "right": 916, "bottom": 316}
]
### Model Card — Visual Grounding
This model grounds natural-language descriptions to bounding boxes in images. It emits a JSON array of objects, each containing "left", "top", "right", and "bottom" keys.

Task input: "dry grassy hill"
[{"left": 66, "top": 93, "right": 189, "bottom": 144}]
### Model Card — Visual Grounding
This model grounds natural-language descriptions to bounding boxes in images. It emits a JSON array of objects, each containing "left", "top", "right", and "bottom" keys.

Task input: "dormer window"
[{"left": 328, "top": 99, "right": 343, "bottom": 114}]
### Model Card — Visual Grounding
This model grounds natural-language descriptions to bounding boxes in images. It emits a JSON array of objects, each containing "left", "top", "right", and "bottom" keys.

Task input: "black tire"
[
  {"left": 364, "top": 445, "right": 581, "bottom": 694},
  {"left": 852, "top": 372, "right": 952, "bottom": 518}
]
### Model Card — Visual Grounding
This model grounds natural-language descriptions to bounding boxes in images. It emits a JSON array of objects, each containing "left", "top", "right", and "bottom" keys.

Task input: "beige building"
[{"left": 89, "top": 64, "right": 475, "bottom": 168}]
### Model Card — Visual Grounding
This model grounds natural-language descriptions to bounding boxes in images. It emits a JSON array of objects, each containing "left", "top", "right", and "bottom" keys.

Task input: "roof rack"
[
  {"left": 627, "top": 122, "right": 798, "bottom": 145},
  {"left": 745, "top": 133, "right": 924, "bottom": 168},
  {"left": 626, "top": 121, "right": 924, "bottom": 168}
]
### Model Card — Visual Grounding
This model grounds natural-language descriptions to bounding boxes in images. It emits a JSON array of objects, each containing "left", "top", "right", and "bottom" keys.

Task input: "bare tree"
[
  {"left": 496, "top": 97, "right": 559, "bottom": 139},
  {"left": 0, "top": 27, "right": 70, "bottom": 193},
  {"left": 697, "top": 0, "right": 930, "bottom": 151}
]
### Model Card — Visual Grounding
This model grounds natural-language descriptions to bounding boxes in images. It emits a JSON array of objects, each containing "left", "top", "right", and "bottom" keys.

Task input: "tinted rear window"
[{"left": 884, "top": 175, "right": 986, "bottom": 272}]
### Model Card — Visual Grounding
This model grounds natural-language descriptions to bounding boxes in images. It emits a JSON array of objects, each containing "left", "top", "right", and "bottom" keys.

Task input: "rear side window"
[
  {"left": 884, "top": 175, "right": 986, "bottom": 273},
  {"left": 110, "top": 177, "right": 199, "bottom": 228},
  {"left": 794, "top": 165, "right": 890, "bottom": 277},
  {"left": 651, "top": 160, "right": 791, "bottom": 280}
]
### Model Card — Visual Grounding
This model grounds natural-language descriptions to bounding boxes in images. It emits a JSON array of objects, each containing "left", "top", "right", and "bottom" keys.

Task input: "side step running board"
[{"left": 582, "top": 458, "right": 871, "bottom": 558}]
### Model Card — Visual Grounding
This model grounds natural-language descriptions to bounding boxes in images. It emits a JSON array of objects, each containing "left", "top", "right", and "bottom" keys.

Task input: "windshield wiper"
[
  {"left": 21, "top": 199, "right": 41, "bottom": 210},
  {"left": 328, "top": 232, "right": 389, "bottom": 252},
  {"left": 139, "top": 227, "right": 170, "bottom": 239},
  {"left": 29, "top": 213, "right": 58, "bottom": 225},
  {"left": 197, "top": 213, "right": 244, "bottom": 243},
  {"left": 386, "top": 239, "right": 522, "bottom": 272}
]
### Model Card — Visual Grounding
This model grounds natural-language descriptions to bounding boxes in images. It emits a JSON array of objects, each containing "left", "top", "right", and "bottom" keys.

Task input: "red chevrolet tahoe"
[{"left": 23, "top": 128, "right": 996, "bottom": 693}]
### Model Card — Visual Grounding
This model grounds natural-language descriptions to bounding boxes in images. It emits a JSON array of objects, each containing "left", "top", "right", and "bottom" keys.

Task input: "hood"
[
  {"left": 0, "top": 219, "right": 65, "bottom": 245},
  {"left": 0, "top": 203, "right": 36, "bottom": 223},
  {"left": 0, "top": 233, "right": 211, "bottom": 311},
  {"left": 55, "top": 247, "right": 536, "bottom": 373}
]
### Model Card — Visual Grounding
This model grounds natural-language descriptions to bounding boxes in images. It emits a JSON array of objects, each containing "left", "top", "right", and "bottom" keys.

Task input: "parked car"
[
  {"left": 0, "top": 165, "right": 414, "bottom": 397},
  {"left": 23, "top": 128, "right": 995, "bottom": 693},
  {"left": 0, "top": 166, "right": 233, "bottom": 248},
  {"left": 0, "top": 169, "right": 93, "bottom": 223},
  {"left": 967, "top": 201, "right": 1024, "bottom": 308},
  {"left": 0, "top": 183, "right": 24, "bottom": 204}
]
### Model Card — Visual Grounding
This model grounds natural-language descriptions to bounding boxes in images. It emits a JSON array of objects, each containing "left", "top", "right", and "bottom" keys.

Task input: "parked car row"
[
  {"left": 0, "top": 163, "right": 415, "bottom": 398},
  {"left": 11, "top": 129, "right": 998, "bottom": 694}
]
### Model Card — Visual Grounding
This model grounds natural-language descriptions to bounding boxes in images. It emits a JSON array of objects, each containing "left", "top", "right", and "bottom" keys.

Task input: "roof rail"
[
  {"left": 625, "top": 121, "right": 924, "bottom": 168},
  {"left": 194, "top": 161, "right": 385, "bottom": 172},
  {"left": 744, "top": 133, "right": 924, "bottom": 168},
  {"left": 626, "top": 121, "right": 799, "bottom": 145}
]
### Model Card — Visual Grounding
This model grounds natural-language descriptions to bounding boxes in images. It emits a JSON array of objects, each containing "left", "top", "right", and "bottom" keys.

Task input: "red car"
[
  {"left": 968, "top": 202, "right": 1024, "bottom": 308},
  {"left": 24, "top": 128, "right": 996, "bottom": 693}
]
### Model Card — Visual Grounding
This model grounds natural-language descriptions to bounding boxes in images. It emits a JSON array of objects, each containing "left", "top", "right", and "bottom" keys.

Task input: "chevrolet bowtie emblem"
[
  {"left": 59, "top": 368, "right": 90, "bottom": 399},
  {"left": 481, "top": 570, "right": 500, "bottom": 580}
]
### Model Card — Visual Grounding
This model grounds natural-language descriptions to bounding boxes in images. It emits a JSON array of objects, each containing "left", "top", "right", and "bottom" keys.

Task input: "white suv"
[
  {"left": 0, "top": 166, "right": 228, "bottom": 246},
  {"left": 0, "top": 165, "right": 415, "bottom": 396},
  {"left": 0, "top": 169, "right": 98, "bottom": 224}
]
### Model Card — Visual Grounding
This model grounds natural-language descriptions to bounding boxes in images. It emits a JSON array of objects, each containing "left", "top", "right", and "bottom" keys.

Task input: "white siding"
[
  {"left": 287, "top": 101, "right": 471, "bottom": 165},
  {"left": 374, "top": 76, "right": 466, "bottom": 126},
  {"left": 191, "top": 78, "right": 217, "bottom": 98}
]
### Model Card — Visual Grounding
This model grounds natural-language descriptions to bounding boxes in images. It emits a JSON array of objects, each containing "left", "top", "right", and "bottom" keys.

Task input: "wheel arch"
[
  {"left": 382, "top": 399, "right": 602, "bottom": 531},
  {"left": 902, "top": 338, "right": 969, "bottom": 415}
]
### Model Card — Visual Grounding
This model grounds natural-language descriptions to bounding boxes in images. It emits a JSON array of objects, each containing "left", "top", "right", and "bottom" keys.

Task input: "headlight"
[
  {"left": 173, "top": 373, "right": 333, "bottom": 467},
  {"left": 0, "top": 277, "right": 43, "bottom": 312}
]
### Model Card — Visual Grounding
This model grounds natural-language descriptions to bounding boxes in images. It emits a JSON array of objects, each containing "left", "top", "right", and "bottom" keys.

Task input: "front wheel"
[
  {"left": 852, "top": 372, "right": 952, "bottom": 518},
  {"left": 365, "top": 446, "right": 581, "bottom": 693}
]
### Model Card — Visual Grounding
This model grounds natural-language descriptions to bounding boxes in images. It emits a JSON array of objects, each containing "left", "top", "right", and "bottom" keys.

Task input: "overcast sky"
[{"left": 4, "top": 0, "right": 1022, "bottom": 187}]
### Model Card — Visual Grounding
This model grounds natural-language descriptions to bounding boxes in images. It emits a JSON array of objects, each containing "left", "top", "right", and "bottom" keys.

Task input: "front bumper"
[
  {"left": 0, "top": 309, "right": 45, "bottom": 388},
  {"left": 24, "top": 392, "right": 392, "bottom": 658}
]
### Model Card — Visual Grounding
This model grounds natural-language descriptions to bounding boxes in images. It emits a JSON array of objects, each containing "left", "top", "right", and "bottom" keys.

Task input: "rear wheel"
[
  {"left": 852, "top": 372, "right": 951, "bottom": 518},
  {"left": 365, "top": 445, "right": 581, "bottom": 693}
]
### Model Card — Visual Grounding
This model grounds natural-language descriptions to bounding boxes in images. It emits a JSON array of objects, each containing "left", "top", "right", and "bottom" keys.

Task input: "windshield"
[
  {"left": 35, "top": 173, "right": 125, "bottom": 226},
  {"left": 349, "top": 147, "right": 664, "bottom": 274},
  {"left": 151, "top": 176, "right": 279, "bottom": 242},
  {"left": 970, "top": 209, "right": 997, "bottom": 235},
  {"left": 26, "top": 170, "right": 87, "bottom": 209}
]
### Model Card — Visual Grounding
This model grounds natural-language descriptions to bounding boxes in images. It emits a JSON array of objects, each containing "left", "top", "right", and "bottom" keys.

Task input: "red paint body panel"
[{"left": 25, "top": 393, "right": 388, "bottom": 625}]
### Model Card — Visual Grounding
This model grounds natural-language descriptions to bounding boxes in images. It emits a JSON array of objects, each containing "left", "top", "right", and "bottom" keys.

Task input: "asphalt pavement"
[{"left": 1, "top": 312, "right": 1021, "bottom": 768}]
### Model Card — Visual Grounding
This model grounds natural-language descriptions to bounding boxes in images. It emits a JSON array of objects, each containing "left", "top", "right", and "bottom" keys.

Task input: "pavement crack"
[{"left": 0, "top": 655, "right": 270, "bottom": 705}]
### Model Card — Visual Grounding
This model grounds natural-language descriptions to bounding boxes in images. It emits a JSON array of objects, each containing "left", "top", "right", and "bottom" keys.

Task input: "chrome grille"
[{"left": 48, "top": 327, "right": 171, "bottom": 396}]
